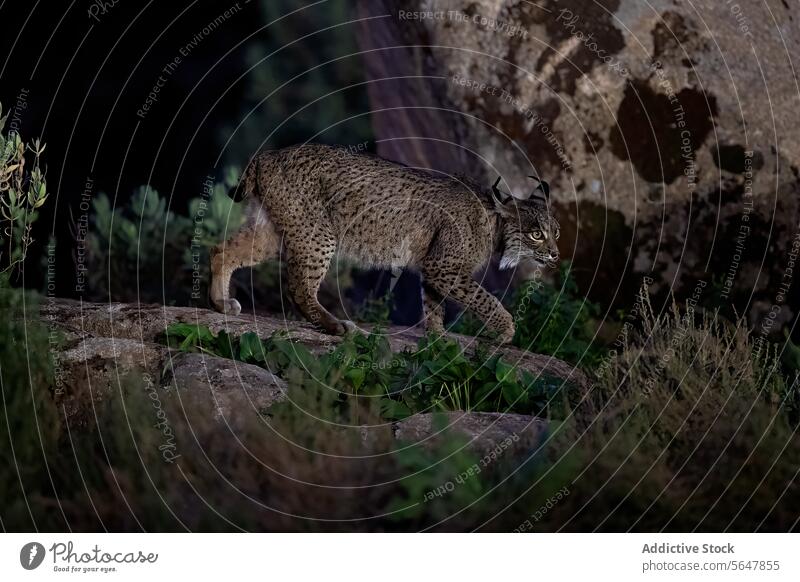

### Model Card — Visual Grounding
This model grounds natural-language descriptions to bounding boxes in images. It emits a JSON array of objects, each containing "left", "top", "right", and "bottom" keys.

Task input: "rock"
[
  {"left": 394, "top": 411, "right": 548, "bottom": 459},
  {"left": 54, "top": 332, "right": 288, "bottom": 430},
  {"left": 356, "top": 1, "right": 800, "bottom": 321},
  {"left": 56, "top": 337, "right": 168, "bottom": 428},
  {"left": 41, "top": 298, "right": 338, "bottom": 351},
  {"left": 43, "top": 298, "right": 588, "bottom": 387},
  {"left": 43, "top": 297, "right": 577, "bottom": 456},
  {"left": 162, "top": 352, "right": 287, "bottom": 426}
]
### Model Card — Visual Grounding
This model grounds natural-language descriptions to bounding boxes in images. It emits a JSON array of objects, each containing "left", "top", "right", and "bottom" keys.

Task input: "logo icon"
[{"left": 20, "top": 542, "right": 46, "bottom": 570}]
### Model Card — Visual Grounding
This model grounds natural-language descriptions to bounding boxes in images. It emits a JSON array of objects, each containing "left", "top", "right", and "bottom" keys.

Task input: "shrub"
[
  {"left": 86, "top": 172, "right": 242, "bottom": 303},
  {"left": 448, "top": 261, "right": 602, "bottom": 365},
  {"left": 354, "top": 290, "right": 393, "bottom": 326},
  {"left": 0, "top": 316, "right": 488, "bottom": 531},
  {"left": 3, "top": 285, "right": 798, "bottom": 531},
  {"left": 381, "top": 289, "right": 800, "bottom": 531},
  {"left": 0, "top": 288, "right": 60, "bottom": 529},
  {"left": 0, "top": 102, "right": 48, "bottom": 281},
  {"left": 511, "top": 261, "right": 601, "bottom": 366},
  {"left": 488, "top": 291, "right": 800, "bottom": 532}
]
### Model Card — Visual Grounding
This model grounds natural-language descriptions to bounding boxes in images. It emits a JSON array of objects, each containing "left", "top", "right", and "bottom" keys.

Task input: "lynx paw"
[
  {"left": 214, "top": 298, "right": 241, "bottom": 316},
  {"left": 335, "top": 319, "right": 358, "bottom": 335},
  {"left": 496, "top": 333, "right": 515, "bottom": 345},
  {"left": 323, "top": 319, "right": 357, "bottom": 335},
  {"left": 493, "top": 325, "right": 516, "bottom": 345},
  {"left": 424, "top": 323, "right": 446, "bottom": 336}
]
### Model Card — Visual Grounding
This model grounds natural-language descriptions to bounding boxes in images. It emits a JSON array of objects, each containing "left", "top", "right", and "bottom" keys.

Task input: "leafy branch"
[{"left": 0, "top": 102, "right": 48, "bottom": 279}]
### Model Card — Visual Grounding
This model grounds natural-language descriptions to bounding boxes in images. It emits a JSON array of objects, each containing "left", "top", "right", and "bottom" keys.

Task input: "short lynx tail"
[{"left": 227, "top": 159, "right": 257, "bottom": 202}]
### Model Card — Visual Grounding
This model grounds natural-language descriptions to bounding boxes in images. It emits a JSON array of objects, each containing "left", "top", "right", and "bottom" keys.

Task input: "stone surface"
[
  {"left": 162, "top": 352, "right": 287, "bottom": 425},
  {"left": 43, "top": 297, "right": 576, "bottom": 459},
  {"left": 43, "top": 298, "right": 579, "bottom": 447},
  {"left": 395, "top": 411, "right": 548, "bottom": 458},
  {"left": 357, "top": 0, "right": 800, "bottom": 321},
  {"left": 42, "top": 297, "right": 565, "bottom": 470},
  {"left": 54, "top": 334, "right": 289, "bottom": 430},
  {"left": 56, "top": 337, "right": 168, "bottom": 428},
  {"left": 41, "top": 298, "right": 339, "bottom": 351},
  {"left": 42, "top": 298, "right": 588, "bottom": 387}
]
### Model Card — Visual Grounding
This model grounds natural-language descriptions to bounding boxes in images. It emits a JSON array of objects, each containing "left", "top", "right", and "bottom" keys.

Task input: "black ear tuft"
[
  {"left": 528, "top": 175, "right": 550, "bottom": 202},
  {"left": 492, "top": 176, "right": 502, "bottom": 197},
  {"left": 491, "top": 176, "right": 512, "bottom": 203}
]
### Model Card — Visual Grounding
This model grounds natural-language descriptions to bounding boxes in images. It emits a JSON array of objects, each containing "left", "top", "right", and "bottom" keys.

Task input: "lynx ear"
[
  {"left": 491, "top": 176, "right": 512, "bottom": 203},
  {"left": 528, "top": 175, "right": 550, "bottom": 204},
  {"left": 491, "top": 176, "right": 515, "bottom": 216}
]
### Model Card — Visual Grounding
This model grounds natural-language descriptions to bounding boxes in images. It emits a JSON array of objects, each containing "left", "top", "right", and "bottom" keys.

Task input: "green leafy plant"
[
  {"left": 388, "top": 424, "right": 484, "bottom": 522},
  {"left": 448, "top": 262, "right": 602, "bottom": 366},
  {"left": 355, "top": 290, "right": 393, "bottom": 326},
  {"left": 0, "top": 102, "right": 47, "bottom": 280},
  {"left": 399, "top": 335, "right": 569, "bottom": 418},
  {"left": 0, "top": 288, "right": 59, "bottom": 528},
  {"left": 229, "top": 0, "right": 372, "bottom": 160},
  {"left": 511, "top": 261, "right": 601, "bottom": 366},
  {"left": 162, "top": 323, "right": 574, "bottom": 421}
]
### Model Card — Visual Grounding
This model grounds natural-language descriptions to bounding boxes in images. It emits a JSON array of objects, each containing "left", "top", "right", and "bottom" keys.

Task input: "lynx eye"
[{"left": 529, "top": 230, "right": 543, "bottom": 241}]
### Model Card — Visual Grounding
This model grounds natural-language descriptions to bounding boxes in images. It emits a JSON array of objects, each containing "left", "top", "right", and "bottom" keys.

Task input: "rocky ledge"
[{"left": 41, "top": 298, "right": 584, "bottom": 455}]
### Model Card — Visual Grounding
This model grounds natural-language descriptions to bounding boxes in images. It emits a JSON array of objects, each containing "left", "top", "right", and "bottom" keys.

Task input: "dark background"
[
  {"left": 0, "top": 0, "right": 373, "bottom": 299},
  {"left": 3, "top": 0, "right": 797, "bottom": 335}
]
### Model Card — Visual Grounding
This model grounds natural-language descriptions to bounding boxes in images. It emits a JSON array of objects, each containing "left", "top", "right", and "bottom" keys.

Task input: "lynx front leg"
[
  {"left": 285, "top": 234, "right": 355, "bottom": 336},
  {"left": 210, "top": 223, "right": 280, "bottom": 315},
  {"left": 423, "top": 268, "right": 515, "bottom": 344}
]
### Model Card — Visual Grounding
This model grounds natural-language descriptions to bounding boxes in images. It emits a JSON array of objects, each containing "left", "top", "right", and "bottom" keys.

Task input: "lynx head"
[{"left": 491, "top": 175, "right": 560, "bottom": 270}]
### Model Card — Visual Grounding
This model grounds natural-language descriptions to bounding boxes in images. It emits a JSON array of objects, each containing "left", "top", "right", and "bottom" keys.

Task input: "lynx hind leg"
[
  {"left": 285, "top": 231, "right": 354, "bottom": 336},
  {"left": 421, "top": 284, "right": 445, "bottom": 334},
  {"left": 210, "top": 205, "right": 281, "bottom": 315},
  {"left": 423, "top": 265, "right": 515, "bottom": 344}
]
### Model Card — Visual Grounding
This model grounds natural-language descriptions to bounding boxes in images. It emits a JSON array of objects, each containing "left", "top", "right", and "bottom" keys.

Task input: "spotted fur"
[{"left": 210, "top": 144, "right": 560, "bottom": 343}]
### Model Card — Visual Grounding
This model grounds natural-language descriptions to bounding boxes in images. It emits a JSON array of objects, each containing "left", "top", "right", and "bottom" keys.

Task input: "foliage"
[
  {"left": 528, "top": 290, "right": 800, "bottom": 531},
  {"left": 511, "top": 261, "right": 602, "bottom": 366},
  {"left": 400, "top": 335, "right": 569, "bottom": 418},
  {"left": 448, "top": 262, "right": 602, "bottom": 365},
  {"left": 86, "top": 171, "right": 242, "bottom": 303},
  {"left": 590, "top": 291, "right": 794, "bottom": 420},
  {"left": 0, "top": 102, "right": 48, "bottom": 282},
  {"left": 3, "top": 283, "right": 799, "bottom": 531},
  {"left": 228, "top": 0, "right": 372, "bottom": 161},
  {"left": 0, "top": 296, "right": 486, "bottom": 530},
  {"left": 0, "top": 288, "right": 59, "bottom": 528},
  {"left": 387, "top": 290, "right": 800, "bottom": 531},
  {"left": 388, "top": 425, "right": 484, "bottom": 523},
  {"left": 162, "top": 323, "right": 574, "bottom": 421},
  {"left": 355, "top": 290, "right": 393, "bottom": 326}
]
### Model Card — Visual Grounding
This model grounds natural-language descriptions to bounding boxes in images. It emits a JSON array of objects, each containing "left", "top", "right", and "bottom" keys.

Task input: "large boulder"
[
  {"left": 356, "top": 0, "right": 800, "bottom": 323},
  {"left": 163, "top": 352, "right": 287, "bottom": 426}
]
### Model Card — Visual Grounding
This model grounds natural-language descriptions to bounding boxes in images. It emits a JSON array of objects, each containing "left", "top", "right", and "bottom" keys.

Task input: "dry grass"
[
  {"left": 514, "top": 291, "right": 800, "bottom": 531},
  {"left": 2, "top": 288, "right": 798, "bottom": 531}
]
